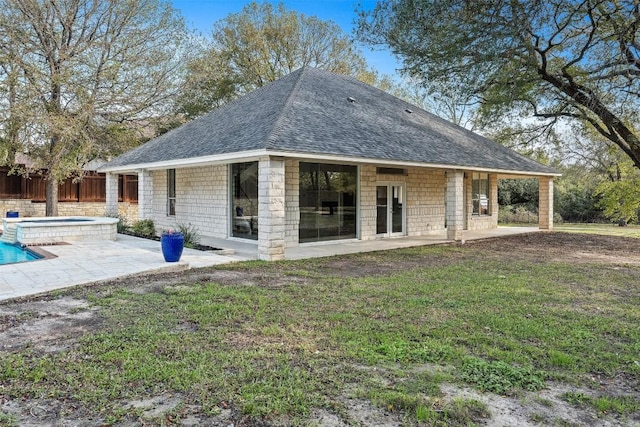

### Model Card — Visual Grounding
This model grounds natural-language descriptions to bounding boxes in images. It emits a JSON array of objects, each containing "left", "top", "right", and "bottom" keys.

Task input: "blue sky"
[{"left": 170, "top": 0, "right": 402, "bottom": 77}]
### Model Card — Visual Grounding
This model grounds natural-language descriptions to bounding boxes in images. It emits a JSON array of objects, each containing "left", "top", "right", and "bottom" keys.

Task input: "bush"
[
  {"left": 177, "top": 222, "right": 200, "bottom": 248},
  {"left": 107, "top": 213, "right": 130, "bottom": 233},
  {"left": 131, "top": 219, "right": 156, "bottom": 238},
  {"left": 498, "top": 205, "right": 538, "bottom": 224}
]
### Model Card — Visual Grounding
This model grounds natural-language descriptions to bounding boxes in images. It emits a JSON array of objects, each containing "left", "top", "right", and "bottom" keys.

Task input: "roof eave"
[{"left": 99, "top": 148, "right": 560, "bottom": 177}]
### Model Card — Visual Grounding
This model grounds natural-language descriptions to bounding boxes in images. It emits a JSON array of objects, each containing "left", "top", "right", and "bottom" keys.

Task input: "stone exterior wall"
[
  {"left": 538, "top": 176, "right": 554, "bottom": 230},
  {"left": 405, "top": 167, "right": 446, "bottom": 235},
  {"left": 258, "top": 157, "right": 286, "bottom": 260},
  {"left": 360, "top": 165, "right": 447, "bottom": 240},
  {"left": 0, "top": 199, "right": 137, "bottom": 220},
  {"left": 149, "top": 165, "right": 228, "bottom": 238},
  {"left": 359, "top": 165, "right": 378, "bottom": 240},
  {"left": 284, "top": 159, "right": 300, "bottom": 247}
]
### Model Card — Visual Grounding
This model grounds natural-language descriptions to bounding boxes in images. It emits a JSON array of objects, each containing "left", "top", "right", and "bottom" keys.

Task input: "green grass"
[
  {"left": 555, "top": 222, "right": 640, "bottom": 238},
  {"left": 1, "top": 240, "right": 639, "bottom": 425}
]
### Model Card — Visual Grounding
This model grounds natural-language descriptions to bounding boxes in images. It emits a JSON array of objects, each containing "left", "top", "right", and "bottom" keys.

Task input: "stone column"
[
  {"left": 446, "top": 170, "right": 464, "bottom": 240},
  {"left": 539, "top": 176, "right": 554, "bottom": 230},
  {"left": 105, "top": 173, "right": 119, "bottom": 217},
  {"left": 137, "top": 169, "right": 153, "bottom": 221},
  {"left": 489, "top": 174, "right": 499, "bottom": 226},
  {"left": 258, "top": 157, "right": 286, "bottom": 261},
  {"left": 284, "top": 159, "right": 300, "bottom": 247}
]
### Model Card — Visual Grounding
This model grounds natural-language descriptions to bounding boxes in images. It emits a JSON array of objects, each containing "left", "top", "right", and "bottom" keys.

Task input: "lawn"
[
  {"left": 1, "top": 232, "right": 639, "bottom": 426},
  {"left": 555, "top": 222, "right": 640, "bottom": 238}
]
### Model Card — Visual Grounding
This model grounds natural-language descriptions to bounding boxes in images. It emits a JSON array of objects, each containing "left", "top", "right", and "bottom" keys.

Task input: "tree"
[
  {"left": 357, "top": 0, "right": 640, "bottom": 170},
  {"left": 0, "top": 0, "right": 190, "bottom": 215},
  {"left": 595, "top": 158, "right": 640, "bottom": 224},
  {"left": 178, "top": 1, "right": 385, "bottom": 118}
]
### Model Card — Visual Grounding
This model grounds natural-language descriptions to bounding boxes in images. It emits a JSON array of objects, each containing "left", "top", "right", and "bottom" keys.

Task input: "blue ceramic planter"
[{"left": 161, "top": 232, "right": 184, "bottom": 262}]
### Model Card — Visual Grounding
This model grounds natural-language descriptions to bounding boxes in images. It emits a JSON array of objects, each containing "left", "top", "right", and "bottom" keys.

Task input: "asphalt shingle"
[{"left": 102, "top": 67, "right": 556, "bottom": 175}]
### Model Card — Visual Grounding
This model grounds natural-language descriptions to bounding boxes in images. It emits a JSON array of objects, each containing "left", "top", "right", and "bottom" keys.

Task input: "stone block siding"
[
  {"left": 9, "top": 218, "right": 118, "bottom": 245},
  {"left": 405, "top": 168, "right": 446, "bottom": 236},
  {"left": 258, "top": 158, "right": 286, "bottom": 261},
  {"left": 360, "top": 165, "right": 446, "bottom": 240},
  {"left": 150, "top": 165, "right": 228, "bottom": 238},
  {"left": 0, "top": 200, "right": 137, "bottom": 220},
  {"left": 284, "top": 159, "right": 300, "bottom": 247},
  {"left": 359, "top": 165, "right": 377, "bottom": 239},
  {"left": 538, "top": 176, "right": 553, "bottom": 230}
]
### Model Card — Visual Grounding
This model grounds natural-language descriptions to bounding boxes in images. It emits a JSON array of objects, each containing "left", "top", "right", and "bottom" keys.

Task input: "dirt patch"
[{"left": 0, "top": 297, "right": 100, "bottom": 353}]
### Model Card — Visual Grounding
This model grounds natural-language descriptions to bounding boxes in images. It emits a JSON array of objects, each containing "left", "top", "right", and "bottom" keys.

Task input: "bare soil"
[{"left": 1, "top": 232, "right": 640, "bottom": 426}]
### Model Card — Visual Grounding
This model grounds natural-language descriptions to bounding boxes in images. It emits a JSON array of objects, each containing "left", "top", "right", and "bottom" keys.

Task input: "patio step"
[{"left": 0, "top": 224, "right": 17, "bottom": 244}]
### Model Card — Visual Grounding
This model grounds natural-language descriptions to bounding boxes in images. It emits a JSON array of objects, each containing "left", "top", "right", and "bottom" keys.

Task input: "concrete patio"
[{"left": 0, "top": 226, "right": 541, "bottom": 302}]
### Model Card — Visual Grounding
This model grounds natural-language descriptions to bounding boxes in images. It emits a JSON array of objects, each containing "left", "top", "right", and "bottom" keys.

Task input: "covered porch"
[{"left": 198, "top": 226, "right": 544, "bottom": 261}]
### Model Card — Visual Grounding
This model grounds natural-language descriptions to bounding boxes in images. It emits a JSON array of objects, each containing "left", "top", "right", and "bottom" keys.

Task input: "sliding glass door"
[{"left": 299, "top": 163, "right": 357, "bottom": 243}]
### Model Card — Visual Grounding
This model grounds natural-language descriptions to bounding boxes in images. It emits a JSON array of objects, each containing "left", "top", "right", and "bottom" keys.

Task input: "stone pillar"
[
  {"left": 446, "top": 170, "right": 464, "bottom": 240},
  {"left": 137, "top": 169, "right": 153, "bottom": 220},
  {"left": 489, "top": 174, "right": 499, "bottom": 226},
  {"left": 539, "top": 176, "right": 554, "bottom": 230},
  {"left": 284, "top": 159, "right": 300, "bottom": 247},
  {"left": 258, "top": 157, "right": 286, "bottom": 261},
  {"left": 105, "top": 173, "right": 119, "bottom": 217}
]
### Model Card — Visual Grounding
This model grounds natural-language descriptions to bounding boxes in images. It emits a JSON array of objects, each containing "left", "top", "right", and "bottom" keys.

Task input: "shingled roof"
[{"left": 101, "top": 67, "right": 557, "bottom": 175}]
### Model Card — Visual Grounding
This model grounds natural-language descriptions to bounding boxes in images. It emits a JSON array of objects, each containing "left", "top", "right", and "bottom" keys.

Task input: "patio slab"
[{"left": 0, "top": 234, "right": 240, "bottom": 302}]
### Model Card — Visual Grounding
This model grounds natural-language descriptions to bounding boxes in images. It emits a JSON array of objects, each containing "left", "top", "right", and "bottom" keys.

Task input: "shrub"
[
  {"left": 177, "top": 222, "right": 200, "bottom": 248},
  {"left": 131, "top": 219, "right": 156, "bottom": 238}
]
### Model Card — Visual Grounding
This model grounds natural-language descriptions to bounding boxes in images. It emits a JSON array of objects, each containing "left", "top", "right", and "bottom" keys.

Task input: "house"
[{"left": 100, "top": 67, "right": 559, "bottom": 261}]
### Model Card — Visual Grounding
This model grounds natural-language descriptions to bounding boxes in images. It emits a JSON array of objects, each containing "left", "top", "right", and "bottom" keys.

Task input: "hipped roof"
[{"left": 101, "top": 67, "right": 557, "bottom": 176}]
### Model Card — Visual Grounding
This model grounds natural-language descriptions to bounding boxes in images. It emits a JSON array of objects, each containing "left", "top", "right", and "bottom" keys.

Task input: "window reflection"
[{"left": 299, "top": 163, "right": 357, "bottom": 243}]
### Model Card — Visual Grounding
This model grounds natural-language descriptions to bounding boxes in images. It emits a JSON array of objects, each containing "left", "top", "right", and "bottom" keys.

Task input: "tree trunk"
[{"left": 45, "top": 178, "right": 59, "bottom": 216}]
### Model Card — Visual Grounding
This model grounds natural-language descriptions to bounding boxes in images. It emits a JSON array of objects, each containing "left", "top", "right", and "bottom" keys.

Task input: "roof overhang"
[{"left": 99, "top": 149, "right": 561, "bottom": 177}]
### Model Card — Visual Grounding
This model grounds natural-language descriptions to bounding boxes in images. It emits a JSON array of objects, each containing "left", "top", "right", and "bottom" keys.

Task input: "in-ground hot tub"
[{"left": 1, "top": 216, "right": 118, "bottom": 245}]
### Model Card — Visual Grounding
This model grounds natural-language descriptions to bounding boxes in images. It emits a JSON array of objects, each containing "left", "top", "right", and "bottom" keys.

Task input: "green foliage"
[
  {"left": 0, "top": 412, "right": 17, "bottom": 426},
  {"left": 461, "top": 357, "right": 545, "bottom": 395},
  {"left": 178, "top": 1, "right": 384, "bottom": 118},
  {"left": 563, "top": 392, "right": 640, "bottom": 415},
  {"left": 357, "top": 1, "right": 640, "bottom": 169},
  {"left": 555, "top": 165, "right": 606, "bottom": 223},
  {"left": 130, "top": 219, "right": 156, "bottom": 238},
  {"left": 107, "top": 213, "right": 130, "bottom": 234},
  {"left": 498, "top": 179, "right": 538, "bottom": 212},
  {"left": 177, "top": 222, "right": 200, "bottom": 248},
  {"left": 595, "top": 159, "right": 640, "bottom": 225},
  {"left": 498, "top": 206, "right": 539, "bottom": 225}
]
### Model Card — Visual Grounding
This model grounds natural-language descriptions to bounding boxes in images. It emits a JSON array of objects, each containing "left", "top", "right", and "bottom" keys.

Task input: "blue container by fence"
[
  {"left": 161, "top": 232, "right": 184, "bottom": 262},
  {"left": 6, "top": 211, "right": 19, "bottom": 218}
]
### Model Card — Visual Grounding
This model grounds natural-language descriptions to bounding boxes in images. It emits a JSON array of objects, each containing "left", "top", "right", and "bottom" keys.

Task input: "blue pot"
[
  {"left": 6, "top": 211, "right": 19, "bottom": 218},
  {"left": 161, "top": 233, "right": 184, "bottom": 262}
]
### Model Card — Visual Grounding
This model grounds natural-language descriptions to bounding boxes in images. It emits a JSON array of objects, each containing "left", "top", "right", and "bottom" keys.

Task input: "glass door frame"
[{"left": 376, "top": 182, "right": 406, "bottom": 237}]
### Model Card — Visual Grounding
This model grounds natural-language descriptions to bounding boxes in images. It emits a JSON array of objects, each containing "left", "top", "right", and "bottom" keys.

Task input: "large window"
[
  {"left": 472, "top": 172, "right": 489, "bottom": 215},
  {"left": 231, "top": 162, "right": 258, "bottom": 240},
  {"left": 167, "top": 169, "right": 176, "bottom": 216},
  {"left": 299, "top": 162, "right": 357, "bottom": 243}
]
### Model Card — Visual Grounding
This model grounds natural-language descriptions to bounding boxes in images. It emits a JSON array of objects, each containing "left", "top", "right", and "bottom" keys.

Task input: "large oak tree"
[
  {"left": 357, "top": 0, "right": 640, "bottom": 169},
  {"left": 0, "top": 0, "right": 190, "bottom": 215}
]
